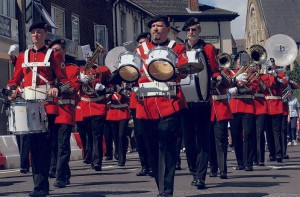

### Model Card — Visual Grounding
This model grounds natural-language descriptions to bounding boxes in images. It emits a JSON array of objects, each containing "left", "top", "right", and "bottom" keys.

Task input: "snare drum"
[
  {"left": 7, "top": 100, "right": 48, "bottom": 135},
  {"left": 118, "top": 51, "right": 142, "bottom": 82},
  {"left": 146, "top": 46, "right": 178, "bottom": 82}
]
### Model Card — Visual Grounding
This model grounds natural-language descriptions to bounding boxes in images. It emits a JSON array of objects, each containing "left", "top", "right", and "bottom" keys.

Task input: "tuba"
[
  {"left": 81, "top": 42, "right": 105, "bottom": 95},
  {"left": 249, "top": 44, "right": 267, "bottom": 65}
]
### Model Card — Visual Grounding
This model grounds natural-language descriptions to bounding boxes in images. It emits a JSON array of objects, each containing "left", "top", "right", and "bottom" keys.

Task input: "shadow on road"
[{"left": 187, "top": 193, "right": 269, "bottom": 197}]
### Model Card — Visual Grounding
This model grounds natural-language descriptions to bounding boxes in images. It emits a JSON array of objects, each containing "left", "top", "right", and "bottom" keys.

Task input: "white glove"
[
  {"left": 95, "top": 83, "right": 105, "bottom": 91},
  {"left": 228, "top": 87, "right": 238, "bottom": 95},
  {"left": 8, "top": 44, "right": 19, "bottom": 57},
  {"left": 236, "top": 73, "right": 248, "bottom": 82},
  {"left": 79, "top": 72, "right": 90, "bottom": 84}
]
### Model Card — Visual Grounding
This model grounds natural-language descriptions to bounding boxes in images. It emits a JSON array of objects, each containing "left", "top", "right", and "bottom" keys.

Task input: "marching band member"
[
  {"left": 228, "top": 51, "right": 259, "bottom": 171},
  {"left": 49, "top": 39, "right": 81, "bottom": 188},
  {"left": 132, "top": 32, "right": 152, "bottom": 176},
  {"left": 253, "top": 65, "right": 269, "bottom": 166},
  {"left": 106, "top": 82, "right": 131, "bottom": 166},
  {"left": 209, "top": 65, "right": 233, "bottom": 179},
  {"left": 78, "top": 46, "right": 111, "bottom": 171},
  {"left": 7, "top": 21, "right": 69, "bottom": 197},
  {"left": 181, "top": 17, "right": 220, "bottom": 189},
  {"left": 135, "top": 15, "right": 188, "bottom": 197},
  {"left": 264, "top": 58, "right": 287, "bottom": 162}
]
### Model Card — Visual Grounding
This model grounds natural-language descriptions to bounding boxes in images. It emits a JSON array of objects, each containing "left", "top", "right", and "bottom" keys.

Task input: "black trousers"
[
  {"left": 255, "top": 114, "right": 266, "bottom": 163},
  {"left": 209, "top": 119, "right": 229, "bottom": 173},
  {"left": 106, "top": 119, "right": 129, "bottom": 165},
  {"left": 29, "top": 114, "right": 55, "bottom": 192},
  {"left": 77, "top": 120, "right": 93, "bottom": 163},
  {"left": 131, "top": 109, "right": 150, "bottom": 169},
  {"left": 53, "top": 124, "right": 72, "bottom": 182},
  {"left": 265, "top": 114, "right": 283, "bottom": 159},
  {"left": 281, "top": 115, "right": 288, "bottom": 156},
  {"left": 182, "top": 104, "right": 210, "bottom": 181},
  {"left": 230, "top": 113, "right": 256, "bottom": 168},
  {"left": 84, "top": 115, "right": 105, "bottom": 166},
  {"left": 141, "top": 112, "right": 180, "bottom": 196},
  {"left": 16, "top": 134, "right": 30, "bottom": 170}
]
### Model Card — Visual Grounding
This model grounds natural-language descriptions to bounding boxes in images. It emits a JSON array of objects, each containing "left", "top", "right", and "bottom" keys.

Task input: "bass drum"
[{"left": 180, "top": 50, "right": 208, "bottom": 102}]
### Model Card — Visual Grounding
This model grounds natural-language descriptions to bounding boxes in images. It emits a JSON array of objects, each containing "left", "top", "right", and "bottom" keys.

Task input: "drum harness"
[
  {"left": 22, "top": 49, "right": 52, "bottom": 101},
  {"left": 136, "top": 40, "right": 178, "bottom": 99}
]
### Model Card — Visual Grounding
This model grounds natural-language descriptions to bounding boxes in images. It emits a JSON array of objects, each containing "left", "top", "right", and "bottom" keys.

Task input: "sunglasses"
[{"left": 186, "top": 28, "right": 197, "bottom": 32}]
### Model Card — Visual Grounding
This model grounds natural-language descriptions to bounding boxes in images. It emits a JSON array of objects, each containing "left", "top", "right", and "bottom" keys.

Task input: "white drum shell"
[
  {"left": 119, "top": 52, "right": 142, "bottom": 70},
  {"left": 7, "top": 101, "right": 48, "bottom": 135},
  {"left": 146, "top": 47, "right": 178, "bottom": 66}
]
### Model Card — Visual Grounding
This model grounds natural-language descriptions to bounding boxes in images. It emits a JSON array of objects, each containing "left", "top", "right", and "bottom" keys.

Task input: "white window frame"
[
  {"left": 94, "top": 25, "right": 108, "bottom": 64},
  {"left": 51, "top": 5, "right": 65, "bottom": 37},
  {"left": 0, "top": 0, "right": 15, "bottom": 18},
  {"left": 71, "top": 14, "right": 80, "bottom": 43}
]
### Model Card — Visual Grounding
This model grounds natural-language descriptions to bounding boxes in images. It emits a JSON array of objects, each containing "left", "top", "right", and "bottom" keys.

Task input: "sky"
[{"left": 200, "top": 0, "right": 248, "bottom": 39}]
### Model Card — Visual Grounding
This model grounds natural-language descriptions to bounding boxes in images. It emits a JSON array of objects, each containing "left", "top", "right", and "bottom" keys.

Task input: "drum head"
[
  {"left": 119, "top": 65, "right": 139, "bottom": 82},
  {"left": 178, "top": 62, "right": 204, "bottom": 74},
  {"left": 148, "top": 60, "right": 175, "bottom": 82}
]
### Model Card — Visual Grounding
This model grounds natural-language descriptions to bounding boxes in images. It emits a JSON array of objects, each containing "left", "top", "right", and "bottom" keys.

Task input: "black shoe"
[
  {"left": 244, "top": 166, "right": 253, "bottom": 171},
  {"left": 253, "top": 161, "right": 259, "bottom": 166},
  {"left": 282, "top": 154, "right": 289, "bottom": 159},
  {"left": 148, "top": 169, "right": 154, "bottom": 177},
  {"left": 48, "top": 171, "right": 56, "bottom": 178},
  {"left": 258, "top": 162, "right": 265, "bottom": 166},
  {"left": 136, "top": 168, "right": 149, "bottom": 176},
  {"left": 65, "top": 179, "right": 70, "bottom": 185},
  {"left": 195, "top": 179, "right": 206, "bottom": 189},
  {"left": 29, "top": 190, "right": 49, "bottom": 197},
  {"left": 105, "top": 156, "right": 113, "bottom": 161},
  {"left": 117, "top": 163, "right": 125, "bottom": 167},
  {"left": 191, "top": 175, "right": 197, "bottom": 186},
  {"left": 267, "top": 156, "right": 276, "bottom": 162},
  {"left": 234, "top": 165, "right": 245, "bottom": 170},
  {"left": 54, "top": 180, "right": 66, "bottom": 188},
  {"left": 83, "top": 159, "right": 91, "bottom": 164},
  {"left": 220, "top": 172, "right": 227, "bottom": 179},
  {"left": 94, "top": 165, "right": 102, "bottom": 171},
  {"left": 276, "top": 156, "right": 283, "bottom": 163},
  {"left": 209, "top": 172, "right": 218, "bottom": 177},
  {"left": 20, "top": 168, "right": 29, "bottom": 174}
]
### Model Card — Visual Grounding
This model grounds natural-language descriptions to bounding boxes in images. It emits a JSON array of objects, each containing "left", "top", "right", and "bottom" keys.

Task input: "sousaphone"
[{"left": 264, "top": 34, "right": 298, "bottom": 66}]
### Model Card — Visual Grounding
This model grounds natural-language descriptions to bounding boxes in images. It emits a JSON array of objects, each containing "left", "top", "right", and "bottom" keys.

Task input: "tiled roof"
[
  {"left": 129, "top": 0, "right": 238, "bottom": 21},
  {"left": 260, "top": 0, "right": 300, "bottom": 42}
]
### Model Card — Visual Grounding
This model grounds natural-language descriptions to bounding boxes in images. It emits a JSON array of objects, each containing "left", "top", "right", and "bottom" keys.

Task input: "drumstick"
[{"left": 28, "top": 88, "right": 48, "bottom": 95}]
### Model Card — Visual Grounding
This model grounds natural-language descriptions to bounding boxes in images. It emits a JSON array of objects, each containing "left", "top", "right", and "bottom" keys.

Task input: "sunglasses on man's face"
[{"left": 186, "top": 28, "right": 197, "bottom": 32}]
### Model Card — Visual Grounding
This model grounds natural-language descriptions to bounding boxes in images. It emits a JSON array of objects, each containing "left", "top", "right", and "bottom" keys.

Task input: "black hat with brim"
[
  {"left": 147, "top": 15, "right": 170, "bottom": 28},
  {"left": 48, "top": 39, "right": 66, "bottom": 48},
  {"left": 29, "top": 21, "right": 48, "bottom": 32},
  {"left": 182, "top": 17, "right": 200, "bottom": 31},
  {"left": 136, "top": 32, "right": 151, "bottom": 42}
]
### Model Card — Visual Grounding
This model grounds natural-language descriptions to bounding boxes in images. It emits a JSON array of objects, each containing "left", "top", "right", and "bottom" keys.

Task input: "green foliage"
[{"left": 286, "top": 61, "right": 300, "bottom": 100}]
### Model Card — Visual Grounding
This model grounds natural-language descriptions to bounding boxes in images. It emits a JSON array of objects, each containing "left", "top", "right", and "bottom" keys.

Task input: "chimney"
[{"left": 188, "top": 0, "right": 199, "bottom": 12}]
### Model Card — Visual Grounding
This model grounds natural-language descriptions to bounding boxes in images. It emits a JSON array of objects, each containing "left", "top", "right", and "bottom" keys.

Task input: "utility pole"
[{"left": 17, "top": 0, "right": 27, "bottom": 52}]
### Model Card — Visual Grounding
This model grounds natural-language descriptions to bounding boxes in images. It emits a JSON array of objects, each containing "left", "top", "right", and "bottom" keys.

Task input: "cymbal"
[{"left": 178, "top": 62, "right": 204, "bottom": 74}]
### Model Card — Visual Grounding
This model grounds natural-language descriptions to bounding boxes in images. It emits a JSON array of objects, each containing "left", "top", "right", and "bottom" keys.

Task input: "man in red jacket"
[
  {"left": 48, "top": 39, "right": 81, "bottom": 188},
  {"left": 135, "top": 15, "right": 188, "bottom": 197},
  {"left": 7, "top": 21, "right": 69, "bottom": 197}
]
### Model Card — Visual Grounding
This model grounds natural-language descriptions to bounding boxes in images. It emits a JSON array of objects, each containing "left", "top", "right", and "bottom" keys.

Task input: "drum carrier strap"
[{"left": 23, "top": 49, "right": 52, "bottom": 89}]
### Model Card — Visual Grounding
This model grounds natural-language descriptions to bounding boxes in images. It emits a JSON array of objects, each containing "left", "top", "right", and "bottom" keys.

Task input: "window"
[
  {"left": 120, "top": 13, "right": 126, "bottom": 44},
  {"left": 94, "top": 25, "right": 108, "bottom": 64},
  {"left": 0, "top": 0, "right": 15, "bottom": 18},
  {"left": 51, "top": 5, "right": 65, "bottom": 37},
  {"left": 32, "top": 2, "right": 57, "bottom": 29},
  {"left": 72, "top": 15, "right": 80, "bottom": 43}
]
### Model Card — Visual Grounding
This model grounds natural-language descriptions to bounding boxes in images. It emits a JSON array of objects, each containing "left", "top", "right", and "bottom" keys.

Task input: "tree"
[{"left": 286, "top": 61, "right": 300, "bottom": 100}]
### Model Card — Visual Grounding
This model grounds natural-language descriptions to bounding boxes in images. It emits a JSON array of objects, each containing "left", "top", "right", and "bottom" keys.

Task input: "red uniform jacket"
[
  {"left": 211, "top": 68, "right": 232, "bottom": 122},
  {"left": 8, "top": 46, "right": 68, "bottom": 115},
  {"left": 79, "top": 65, "right": 112, "bottom": 118},
  {"left": 106, "top": 88, "right": 131, "bottom": 121},
  {"left": 265, "top": 73, "right": 286, "bottom": 115},
  {"left": 254, "top": 74, "right": 268, "bottom": 115},
  {"left": 229, "top": 69, "right": 259, "bottom": 114},
  {"left": 55, "top": 63, "right": 80, "bottom": 125},
  {"left": 135, "top": 40, "right": 188, "bottom": 119}
]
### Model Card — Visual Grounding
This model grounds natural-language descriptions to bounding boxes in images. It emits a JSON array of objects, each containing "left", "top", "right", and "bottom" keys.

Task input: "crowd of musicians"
[{"left": 3, "top": 15, "right": 300, "bottom": 197}]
